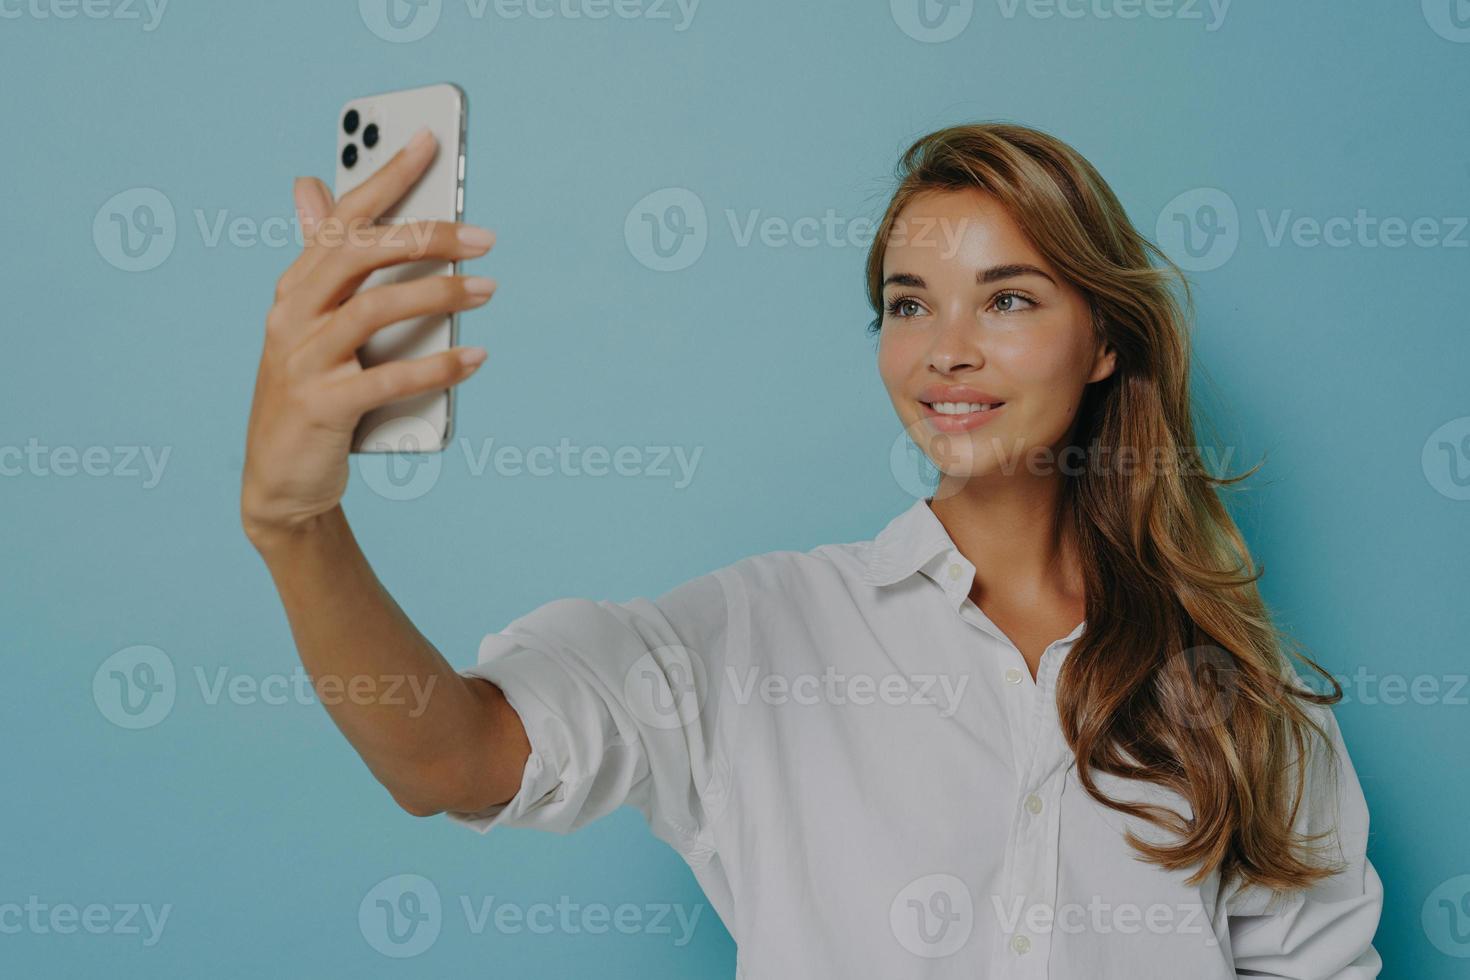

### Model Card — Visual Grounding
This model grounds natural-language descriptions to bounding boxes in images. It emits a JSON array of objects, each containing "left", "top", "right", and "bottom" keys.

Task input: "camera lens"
[
  {"left": 343, "top": 109, "right": 359, "bottom": 135},
  {"left": 362, "top": 124, "right": 379, "bottom": 149},
  {"left": 342, "top": 143, "right": 358, "bottom": 169}
]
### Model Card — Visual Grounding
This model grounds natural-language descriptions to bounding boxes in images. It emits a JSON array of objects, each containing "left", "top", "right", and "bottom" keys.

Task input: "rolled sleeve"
[
  {"left": 1225, "top": 704, "right": 1384, "bottom": 978},
  {"left": 445, "top": 636, "right": 610, "bottom": 834},
  {"left": 444, "top": 566, "right": 747, "bottom": 859}
]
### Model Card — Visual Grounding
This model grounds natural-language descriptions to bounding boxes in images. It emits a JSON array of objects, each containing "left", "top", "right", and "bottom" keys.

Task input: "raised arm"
[{"left": 240, "top": 132, "right": 526, "bottom": 818}]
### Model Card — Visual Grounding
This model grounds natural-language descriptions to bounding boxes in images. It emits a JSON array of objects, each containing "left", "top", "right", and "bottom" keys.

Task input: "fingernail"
[
  {"left": 458, "top": 226, "right": 494, "bottom": 248},
  {"left": 409, "top": 127, "right": 435, "bottom": 152},
  {"left": 464, "top": 276, "right": 496, "bottom": 296},
  {"left": 459, "top": 347, "right": 488, "bottom": 367}
]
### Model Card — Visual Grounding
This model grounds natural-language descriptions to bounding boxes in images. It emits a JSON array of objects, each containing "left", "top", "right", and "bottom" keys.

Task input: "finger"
[
  {"left": 332, "top": 127, "right": 438, "bottom": 224},
  {"left": 294, "top": 176, "right": 334, "bottom": 241},
  {"left": 320, "top": 346, "right": 487, "bottom": 422},
  {"left": 275, "top": 178, "right": 338, "bottom": 300},
  {"left": 295, "top": 221, "right": 494, "bottom": 313},
  {"left": 295, "top": 275, "right": 496, "bottom": 372}
]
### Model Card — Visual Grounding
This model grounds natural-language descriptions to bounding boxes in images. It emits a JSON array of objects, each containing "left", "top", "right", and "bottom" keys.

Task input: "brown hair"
[{"left": 866, "top": 122, "right": 1346, "bottom": 895}]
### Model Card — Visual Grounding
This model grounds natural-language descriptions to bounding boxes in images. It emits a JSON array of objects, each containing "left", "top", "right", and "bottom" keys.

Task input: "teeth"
[{"left": 930, "top": 401, "right": 999, "bottom": 415}]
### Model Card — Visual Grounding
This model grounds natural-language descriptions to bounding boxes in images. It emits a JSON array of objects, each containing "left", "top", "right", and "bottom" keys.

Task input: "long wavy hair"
[{"left": 865, "top": 123, "right": 1345, "bottom": 895}]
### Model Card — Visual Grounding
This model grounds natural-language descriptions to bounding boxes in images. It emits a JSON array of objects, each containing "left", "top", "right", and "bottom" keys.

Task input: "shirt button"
[
  {"left": 1004, "top": 667, "right": 1023, "bottom": 685},
  {"left": 1011, "top": 934, "right": 1031, "bottom": 955},
  {"left": 947, "top": 562, "right": 963, "bottom": 580},
  {"left": 1024, "top": 793, "right": 1043, "bottom": 815}
]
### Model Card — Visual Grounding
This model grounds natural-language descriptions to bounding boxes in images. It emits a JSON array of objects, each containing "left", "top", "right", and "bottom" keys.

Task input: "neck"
[{"left": 928, "top": 471, "right": 1083, "bottom": 605}]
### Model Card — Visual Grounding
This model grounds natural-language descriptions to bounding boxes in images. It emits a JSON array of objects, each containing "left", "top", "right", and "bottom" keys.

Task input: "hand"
[{"left": 241, "top": 129, "right": 496, "bottom": 546}]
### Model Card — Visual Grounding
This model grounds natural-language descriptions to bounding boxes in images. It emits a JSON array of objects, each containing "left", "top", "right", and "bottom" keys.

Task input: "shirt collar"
[
  {"left": 862, "top": 497, "right": 1089, "bottom": 646},
  {"left": 861, "top": 497, "right": 960, "bottom": 588}
]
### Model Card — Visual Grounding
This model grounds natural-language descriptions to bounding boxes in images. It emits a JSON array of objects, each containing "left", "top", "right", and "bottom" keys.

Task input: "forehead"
[{"left": 883, "top": 186, "right": 1046, "bottom": 273}]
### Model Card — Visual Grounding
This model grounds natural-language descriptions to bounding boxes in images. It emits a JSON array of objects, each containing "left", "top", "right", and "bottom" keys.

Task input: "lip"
[
  {"left": 919, "top": 384, "right": 1005, "bottom": 405},
  {"left": 918, "top": 400, "right": 1006, "bottom": 433},
  {"left": 916, "top": 385, "right": 1007, "bottom": 433}
]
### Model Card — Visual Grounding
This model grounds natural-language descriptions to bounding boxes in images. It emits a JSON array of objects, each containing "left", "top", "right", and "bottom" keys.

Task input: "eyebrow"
[{"left": 881, "top": 264, "right": 1058, "bottom": 290}]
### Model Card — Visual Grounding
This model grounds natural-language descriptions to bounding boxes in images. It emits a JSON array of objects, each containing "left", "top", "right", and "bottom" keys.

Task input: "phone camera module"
[
  {"left": 343, "top": 109, "right": 360, "bottom": 135},
  {"left": 342, "top": 143, "right": 358, "bottom": 169},
  {"left": 362, "top": 124, "right": 380, "bottom": 149}
]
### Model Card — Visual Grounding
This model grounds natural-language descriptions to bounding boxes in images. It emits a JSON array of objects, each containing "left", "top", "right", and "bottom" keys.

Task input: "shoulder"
[
  {"left": 715, "top": 537, "right": 877, "bottom": 598},
  {"left": 642, "top": 537, "right": 878, "bottom": 651}
]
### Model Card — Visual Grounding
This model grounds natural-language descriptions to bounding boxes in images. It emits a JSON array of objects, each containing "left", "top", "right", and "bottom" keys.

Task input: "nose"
[{"left": 927, "top": 308, "right": 984, "bottom": 375}]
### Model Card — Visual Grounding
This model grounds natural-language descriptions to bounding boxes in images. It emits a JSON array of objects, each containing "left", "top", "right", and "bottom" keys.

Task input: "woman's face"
[{"left": 877, "top": 187, "right": 1116, "bottom": 490}]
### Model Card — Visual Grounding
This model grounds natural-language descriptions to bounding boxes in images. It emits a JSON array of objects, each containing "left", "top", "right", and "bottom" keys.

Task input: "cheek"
[
  {"left": 989, "top": 330, "right": 1076, "bottom": 388},
  {"left": 989, "top": 330, "right": 1091, "bottom": 430},
  {"left": 876, "top": 329, "right": 918, "bottom": 392}
]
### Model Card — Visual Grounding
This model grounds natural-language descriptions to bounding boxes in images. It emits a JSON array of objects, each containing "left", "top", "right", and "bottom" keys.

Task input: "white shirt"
[{"left": 449, "top": 497, "right": 1383, "bottom": 978}]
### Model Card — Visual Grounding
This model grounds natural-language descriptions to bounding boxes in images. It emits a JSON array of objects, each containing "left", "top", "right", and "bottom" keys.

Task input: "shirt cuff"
[{"left": 442, "top": 635, "right": 584, "bottom": 834}]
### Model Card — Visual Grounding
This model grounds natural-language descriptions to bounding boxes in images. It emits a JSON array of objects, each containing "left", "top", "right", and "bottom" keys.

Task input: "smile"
[{"left": 919, "top": 400, "right": 1006, "bottom": 433}]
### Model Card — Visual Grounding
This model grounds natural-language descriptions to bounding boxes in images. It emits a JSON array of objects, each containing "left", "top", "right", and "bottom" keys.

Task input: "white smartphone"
[{"left": 335, "top": 82, "right": 467, "bottom": 454}]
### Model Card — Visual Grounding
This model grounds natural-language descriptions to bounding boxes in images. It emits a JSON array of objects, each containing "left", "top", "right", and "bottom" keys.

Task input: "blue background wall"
[{"left": 3, "top": 0, "right": 1468, "bottom": 975}]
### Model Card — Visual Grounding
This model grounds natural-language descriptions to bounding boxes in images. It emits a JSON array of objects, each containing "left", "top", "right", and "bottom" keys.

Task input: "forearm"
[{"left": 247, "top": 505, "right": 529, "bottom": 815}]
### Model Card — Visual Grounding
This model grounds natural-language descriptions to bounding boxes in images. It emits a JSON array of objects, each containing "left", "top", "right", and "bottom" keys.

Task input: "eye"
[
  {"left": 885, "top": 295, "right": 925, "bottom": 319},
  {"left": 992, "top": 291, "right": 1038, "bottom": 314}
]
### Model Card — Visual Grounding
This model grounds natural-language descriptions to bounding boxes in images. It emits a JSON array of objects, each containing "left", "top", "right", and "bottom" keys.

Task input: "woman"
[{"left": 241, "top": 122, "right": 1383, "bottom": 977}]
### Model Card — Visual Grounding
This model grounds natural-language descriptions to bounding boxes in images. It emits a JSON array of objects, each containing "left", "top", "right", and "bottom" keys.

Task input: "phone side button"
[
  {"left": 458, "top": 154, "right": 465, "bottom": 181},
  {"left": 456, "top": 186, "right": 464, "bottom": 213}
]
